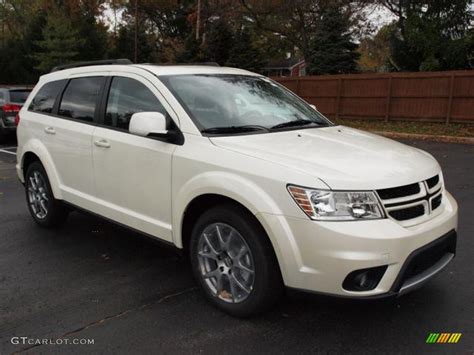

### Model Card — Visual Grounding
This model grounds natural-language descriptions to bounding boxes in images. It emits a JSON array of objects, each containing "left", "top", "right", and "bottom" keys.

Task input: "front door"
[{"left": 92, "top": 74, "right": 177, "bottom": 242}]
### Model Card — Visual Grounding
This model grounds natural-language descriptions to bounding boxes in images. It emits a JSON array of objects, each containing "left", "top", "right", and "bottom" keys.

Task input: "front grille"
[
  {"left": 388, "top": 205, "right": 425, "bottom": 221},
  {"left": 426, "top": 175, "right": 440, "bottom": 189},
  {"left": 392, "top": 230, "right": 456, "bottom": 292},
  {"left": 431, "top": 194, "right": 442, "bottom": 211},
  {"left": 376, "top": 174, "right": 442, "bottom": 223},
  {"left": 377, "top": 183, "right": 420, "bottom": 200}
]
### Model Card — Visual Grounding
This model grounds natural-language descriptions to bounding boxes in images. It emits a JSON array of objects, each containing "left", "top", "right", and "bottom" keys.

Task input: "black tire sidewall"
[{"left": 190, "top": 204, "right": 283, "bottom": 317}]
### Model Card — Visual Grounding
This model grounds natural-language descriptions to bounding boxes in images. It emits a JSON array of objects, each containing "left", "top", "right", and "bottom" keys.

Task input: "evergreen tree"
[
  {"left": 176, "top": 31, "right": 205, "bottom": 63},
  {"left": 204, "top": 19, "right": 233, "bottom": 65},
  {"left": 109, "top": 23, "right": 156, "bottom": 63},
  {"left": 384, "top": 0, "right": 473, "bottom": 71},
  {"left": 32, "top": 10, "right": 84, "bottom": 73},
  {"left": 307, "top": 4, "right": 360, "bottom": 75},
  {"left": 74, "top": 6, "right": 108, "bottom": 61},
  {"left": 227, "top": 27, "right": 267, "bottom": 72}
]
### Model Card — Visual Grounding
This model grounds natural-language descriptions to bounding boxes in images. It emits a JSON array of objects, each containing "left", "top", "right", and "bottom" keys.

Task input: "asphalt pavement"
[{"left": 1, "top": 135, "right": 473, "bottom": 354}]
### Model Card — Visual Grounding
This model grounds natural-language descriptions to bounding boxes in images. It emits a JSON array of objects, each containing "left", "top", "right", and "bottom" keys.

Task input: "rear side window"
[
  {"left": 29, "top": 81, "right": 65, "bottom": 113},
  {"left": 105, "top": 77, "right": 166, "bottom": 130},
  {"left": 0, "top": 92, "right": 4, "bottom": 104},
  {"left": 59, "top": 77, "right": 103, "bottom": 122},
  {"left": 9, "top": 90, "right": 31, "bottom": 103}
]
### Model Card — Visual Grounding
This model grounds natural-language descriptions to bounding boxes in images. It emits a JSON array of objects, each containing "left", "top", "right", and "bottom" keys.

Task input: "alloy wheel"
[
  {"left": 27, "top": 170, "right": 49, "bottom": 219},
  {"left": 197, "top": 223, "right": 255, "bottom": 303}
]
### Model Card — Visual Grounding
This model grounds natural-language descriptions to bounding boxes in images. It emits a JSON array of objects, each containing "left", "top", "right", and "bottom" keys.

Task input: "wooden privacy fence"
[{"left": 275, "top": 70, "right": 474, "bottom": 123}]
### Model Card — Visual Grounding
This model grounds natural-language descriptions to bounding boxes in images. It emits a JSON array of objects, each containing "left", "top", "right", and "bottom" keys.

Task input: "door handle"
[
  {"left": 44, "top": 127, "right": 56, "bottom": 135},
  {"left": 94, "top": 139, "right": 111, "bottom": 148}
]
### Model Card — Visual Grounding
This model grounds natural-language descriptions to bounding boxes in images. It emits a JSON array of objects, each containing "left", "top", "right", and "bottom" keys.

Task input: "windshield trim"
[{"left": 158, "top": 74, "right": 334, "bottom": 136}]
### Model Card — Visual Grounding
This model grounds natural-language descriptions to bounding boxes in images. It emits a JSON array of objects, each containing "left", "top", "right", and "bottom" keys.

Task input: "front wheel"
[
  {"left": 190, "top": 205, "right": 283, "bottom": 317},
  {"left": 25, "top": 161, "right": 69, "bottom": 228}
]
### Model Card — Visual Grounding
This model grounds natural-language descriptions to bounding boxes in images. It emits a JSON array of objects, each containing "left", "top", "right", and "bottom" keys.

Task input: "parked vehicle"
[
  {"left": 16, "top": 60, "right": 458, "bottom": 317},
  {"left": 0, "top": 87, "right": 32, "bottom": 142}
]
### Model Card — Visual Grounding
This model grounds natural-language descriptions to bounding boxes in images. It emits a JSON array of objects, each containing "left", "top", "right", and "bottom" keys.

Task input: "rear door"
[
  {"left": 92, "top": 73, "right": 178, "bottom": 242},
  {"left": 44, "top": 76, "right": 105, "bottom": 207}
]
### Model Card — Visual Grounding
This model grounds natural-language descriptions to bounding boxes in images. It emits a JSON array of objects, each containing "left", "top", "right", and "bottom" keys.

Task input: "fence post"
[
  {"left": 335, "top": 77, "right": 342, "bottom": 120},
  {"left": 385, "top": 76, "right": 393, "bottom": 122},
  {"left": 446, "top": 73, "right": 455, "bottom": 125},
  {"left": 296, "top": 77, "right": 301, "bottom": 96}
]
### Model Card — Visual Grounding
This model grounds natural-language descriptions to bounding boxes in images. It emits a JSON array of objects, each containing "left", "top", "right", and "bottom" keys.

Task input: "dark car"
[{"left": 0, "top": 87, "right": 32, "bottom": 142}]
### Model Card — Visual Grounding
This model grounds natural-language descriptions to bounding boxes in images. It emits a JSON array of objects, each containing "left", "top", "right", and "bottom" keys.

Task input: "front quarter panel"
[{"left": 171, "top": 135, "right": 328, "bottom": 272}]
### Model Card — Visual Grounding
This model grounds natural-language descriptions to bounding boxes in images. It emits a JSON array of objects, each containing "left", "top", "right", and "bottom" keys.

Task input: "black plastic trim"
[
  {"left": 62, "top": 201, "right": 181, "bottom": 255},
  {"left": 390, "top": 229, "right": 457, "bottom": 292}
]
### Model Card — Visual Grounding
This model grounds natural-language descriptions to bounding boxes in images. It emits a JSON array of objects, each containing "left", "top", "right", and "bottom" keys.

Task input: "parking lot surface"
[{"left": 1, "top": 136, "right": 473, "bottom": 354}]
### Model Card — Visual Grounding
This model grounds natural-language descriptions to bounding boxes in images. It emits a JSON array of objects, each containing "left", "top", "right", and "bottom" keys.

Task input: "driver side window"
[{"left": 105, "top": 77, "right": 167, "bottom": 131}]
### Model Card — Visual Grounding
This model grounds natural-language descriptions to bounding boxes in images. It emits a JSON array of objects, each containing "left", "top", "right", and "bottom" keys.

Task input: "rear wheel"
[
  {"left": 25, "top": 161, "right": 69, "bottom": 227},
  {"left": 190, "top": 204, "right": 283, "bottom": 317}
]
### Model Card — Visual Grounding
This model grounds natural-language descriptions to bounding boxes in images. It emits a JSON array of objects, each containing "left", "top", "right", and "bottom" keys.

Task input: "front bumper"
[{"left": 256, "top": 191, "right": 458, "bottom": 297}]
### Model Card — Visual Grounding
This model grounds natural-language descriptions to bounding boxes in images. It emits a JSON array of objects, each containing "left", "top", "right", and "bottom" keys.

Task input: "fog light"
[{"left": 342, "top": 265, "right": 388, "bottom": 291}]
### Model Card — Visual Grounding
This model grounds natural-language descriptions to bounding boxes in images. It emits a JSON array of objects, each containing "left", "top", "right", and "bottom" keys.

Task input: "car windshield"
[
  {"left": 160, "top": 74, "right": 332, "bottom": 134},
  {"left": 9, "top": 89, "right": 31, "bottom": 103}
]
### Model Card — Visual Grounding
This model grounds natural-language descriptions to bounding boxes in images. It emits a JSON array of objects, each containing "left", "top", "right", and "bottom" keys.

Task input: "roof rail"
[
  {"left": 50, "top": 59, "right": 133, "bottom": 73},
  {"left": 142, "top": 62, "right": 220, "bottom": 67}
]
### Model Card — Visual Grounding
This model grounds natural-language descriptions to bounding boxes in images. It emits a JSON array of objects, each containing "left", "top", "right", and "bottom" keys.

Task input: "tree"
[
  {"left": 175, "top": 30, "right": 205, "bottom": 63},
  {"left": 109, "top": 23, "right": 157, "bottom": 63},
  {"left": 32, "top": 10, "right": 84, "bottom": 72},
  {"left": 203, "top": 19, "right": 233, "bottom": 65},
  {"left": 307, "top": 3, "right": 360, "bottom": 74},
  {"left": 358, "top": 23, "right": 398, "bottom": 72},
  {"left": 381, "top": 0, "right": 474, "bottom": 71},
  {"left": 227, "top": 27, "right": 266, "bottom": 72},
  {"left": 240, "top": 0, "right": 371, "bottom": 64},
  {"left": 73, "top": 3, "right": 108, "bottom": 61}
]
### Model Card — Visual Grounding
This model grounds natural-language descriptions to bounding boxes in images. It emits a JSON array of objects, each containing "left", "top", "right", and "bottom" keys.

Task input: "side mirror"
[{"left": 129, "top": 112, "right": 167, "bottom": 137}]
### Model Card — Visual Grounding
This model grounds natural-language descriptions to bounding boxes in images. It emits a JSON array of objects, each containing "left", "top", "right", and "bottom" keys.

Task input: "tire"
[
  {"left": 190, "top": 204, "right": 283, "bottom": 317},
  {"left": 25, "top": 161, "right": 69, "bottom": 228}
]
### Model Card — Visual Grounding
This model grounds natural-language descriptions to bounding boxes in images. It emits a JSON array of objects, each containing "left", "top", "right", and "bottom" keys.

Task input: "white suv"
[{"left": 16, "top": 60, "right": 458, "bottom": 317}]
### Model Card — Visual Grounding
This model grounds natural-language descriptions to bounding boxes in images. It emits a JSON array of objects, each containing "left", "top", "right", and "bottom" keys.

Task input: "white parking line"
[{"left": 0, "top": 149, "right": 16, "bottom": 155}]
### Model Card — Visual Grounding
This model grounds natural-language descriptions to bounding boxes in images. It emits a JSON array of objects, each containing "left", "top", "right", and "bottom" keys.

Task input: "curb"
[{"left": 372, "top": 131, "right": 474, "bottom": 145}]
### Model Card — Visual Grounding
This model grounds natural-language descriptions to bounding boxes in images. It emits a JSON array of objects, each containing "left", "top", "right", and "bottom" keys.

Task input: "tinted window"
[
  {"left": 0, "top": 92, "right": 4, "bottom": 104},
  {"left": 29, "top": 81, "right": 65, "bottom": 113},
  {"left": 105, "top": 77, "right": 166, "bottom": 130},
  {"left": 59, "top": 77, "right": 103, "bottom": 122},
  {"left": 9, "top": 89, "right": 31, "bottom": 103}
]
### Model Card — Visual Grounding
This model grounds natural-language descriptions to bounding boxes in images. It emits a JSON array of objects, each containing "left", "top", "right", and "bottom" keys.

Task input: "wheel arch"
[{"left": 19, "top": 140, "right": 62, "bottom": 199}]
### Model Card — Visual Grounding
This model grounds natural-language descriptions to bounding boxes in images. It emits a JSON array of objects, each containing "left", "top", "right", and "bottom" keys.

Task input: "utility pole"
[
  {"left": 134, "top": 0, "right": 138, "bottom": 63},
  {"left": 196, "top": 0, "right": 201, "bottom": 40}
]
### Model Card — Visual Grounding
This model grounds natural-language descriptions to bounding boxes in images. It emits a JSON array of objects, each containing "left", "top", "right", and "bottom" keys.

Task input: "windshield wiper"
[
  {"left": 201, "top": 125, "right": 270, "bottom": 134},
  {"left": 270, "top": 119, "right": 320, "bottom": 130}
]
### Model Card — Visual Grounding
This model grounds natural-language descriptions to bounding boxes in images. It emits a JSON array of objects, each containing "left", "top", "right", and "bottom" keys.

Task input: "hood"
[{"left": 209, "top": 126, "right": 440, "bottom": 190}]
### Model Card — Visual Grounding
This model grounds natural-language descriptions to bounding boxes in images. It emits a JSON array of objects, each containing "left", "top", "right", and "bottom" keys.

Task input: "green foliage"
[
  {"left": 108, "top": 23, "right": 157, "bottom": 63},
  {"left": 73, "top": 6, "right": 108, "bottom": 61},
  {"left": 32, "top": 10, "right": 84, "bottom": 73},
  {"left": 227, "top": 27, "right": 267, "bottom": 72},
  {"left": 386, "top": 0, "right": 473, "bottom": 71},
  {"left": 307, "top": 4, "right": 360, "bottom": 75},
  {"left": 176, "top": 31, "right": 205, "bottom": 63},
  {"left": 204, "top": 19, "right": 233, "bottom": 65},
  {"left": 0, "top": 10, "right": 45, "bottom": 83}
]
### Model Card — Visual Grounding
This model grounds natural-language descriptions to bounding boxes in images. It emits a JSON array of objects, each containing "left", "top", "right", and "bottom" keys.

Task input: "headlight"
[{"left": 287, "top": 185, "right": 384, "bottom": 221}]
